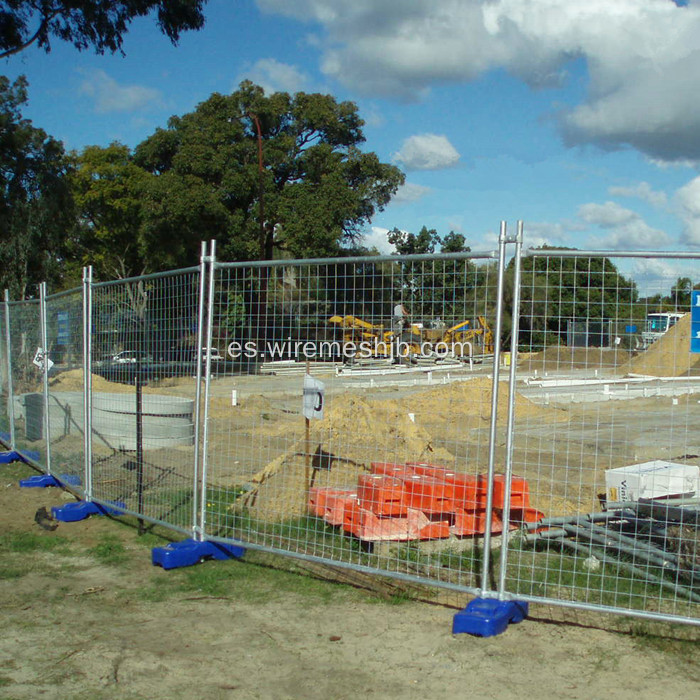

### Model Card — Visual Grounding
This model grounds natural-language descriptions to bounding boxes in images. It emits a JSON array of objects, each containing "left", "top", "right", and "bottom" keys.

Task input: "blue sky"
[{"left": 3, "top": 0, "right": 700, "bottom": 291}]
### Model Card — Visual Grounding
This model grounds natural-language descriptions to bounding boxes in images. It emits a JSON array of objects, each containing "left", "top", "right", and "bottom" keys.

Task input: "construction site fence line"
[{"left": 1, "top": 225, "right": 700, "bottom": 628}]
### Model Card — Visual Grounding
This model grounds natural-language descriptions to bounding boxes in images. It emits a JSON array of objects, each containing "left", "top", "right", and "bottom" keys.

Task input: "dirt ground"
[{"left": 2, "top": 461, "right": 700, "bottom": 700}]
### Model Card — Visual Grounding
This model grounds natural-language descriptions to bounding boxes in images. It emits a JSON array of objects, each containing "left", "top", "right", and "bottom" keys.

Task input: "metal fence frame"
[{"left": 2, "top": 224, "right": 700, "bottom": 629}]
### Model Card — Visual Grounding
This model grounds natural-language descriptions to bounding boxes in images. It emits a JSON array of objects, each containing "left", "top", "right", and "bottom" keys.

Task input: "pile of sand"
[
  {"left": 246, "top": 377, "right": 568, "bottom": 520},
  {"left": 625, "top": 313, "right": 700, "bottom": 377}
]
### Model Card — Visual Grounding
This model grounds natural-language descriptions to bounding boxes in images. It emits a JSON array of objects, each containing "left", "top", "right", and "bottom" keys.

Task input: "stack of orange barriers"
[{"left": 308, "top": 461, "right": 543, "bottom": 543}]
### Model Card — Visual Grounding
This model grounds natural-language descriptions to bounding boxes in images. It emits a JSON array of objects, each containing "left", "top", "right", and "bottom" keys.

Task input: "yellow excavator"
[{"left": 328, "top": 315, "right": 493, "bottom": 359}]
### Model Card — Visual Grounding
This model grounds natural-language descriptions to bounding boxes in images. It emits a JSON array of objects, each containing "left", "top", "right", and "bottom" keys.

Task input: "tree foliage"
[
  {"left": 69, "top": 141, "right": 148, "bottom": 279},
  {"left": 515, "top": 248, "right": 638, "bottom": 348},
  {"left": 0, "top": 0, "right": 207, "bottom": 58},
  {"left": 0, "top": 75, "right": 73, "bottom": 297},
  {"left": 132, "top": 81, "right": 405, "bottom": 268}
]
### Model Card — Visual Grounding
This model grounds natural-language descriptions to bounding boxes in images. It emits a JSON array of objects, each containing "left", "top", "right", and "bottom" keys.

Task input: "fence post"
[
  {"left": 192, "top": 242, "right": 208, "bottom": 541},
  {"left": 39, "top": 282, "right": 52, "bottom": 474},
  {"left": 82, "top": 266, "right": 93, "bottom": 501},
  {"left": 198, "top": 240, "right": 217, "bottom": 540},
  {"left": 4, "top": 290, "right": 16, "bottom": 451},
  {"left": 480, "top": 221, "right": 508, "bottom": 593},
  {"left": 497, "top": 220, "right": 524, "bottom": 599}
]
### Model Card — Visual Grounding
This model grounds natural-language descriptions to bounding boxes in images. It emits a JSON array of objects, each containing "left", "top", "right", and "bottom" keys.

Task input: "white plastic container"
[{"left": 606, "top": 460, "right": 700, "bottom": 502}]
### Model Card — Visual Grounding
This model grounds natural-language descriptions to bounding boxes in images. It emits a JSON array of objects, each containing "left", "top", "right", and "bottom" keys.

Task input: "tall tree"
[
  {"left": 0, "top": 75, "right": 73, "bottom": 298},
  {"left": 515, "top": 248, "right": 638, "bottom": 348},
  {"left": 133, "top": 81, "right": 405, "bottom": 268},
  {"left": 388, "top": 226, "right": 478, "bottom": 325},
  {"left": 70, "top": 141, "right": 148, "bottom": 279},
  {"left": 0, "top": 0, "right": 207, "bottom": 58}
]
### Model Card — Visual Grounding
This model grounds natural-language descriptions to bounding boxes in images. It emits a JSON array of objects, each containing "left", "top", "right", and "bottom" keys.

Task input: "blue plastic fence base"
[
  {"left": 20, "top": 473, "right": 81, "bottom": 488},
  {"left": 51, "top": 500, "right": 126, "bottom": 522},
  {"left": 0, "top": 449, "right": 41, "bottom": 464},
  {"left": 452, "top": 598, "right": 529, "bottom": 637},
  {"left": 152, "top": 538, "right": 246, "bottom": 570}
]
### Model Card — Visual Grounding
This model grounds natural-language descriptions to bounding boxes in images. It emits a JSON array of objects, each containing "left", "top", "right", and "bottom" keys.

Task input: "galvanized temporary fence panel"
[
  {"left": 44, "top": 285, "right": 86, "bottom": 490},
  {"left": 87, "top": 265, "right": 205, "bottom": 535},
  {"left": 0, "top": 298, "right": 9, "bottom": 447},
  {"left": 503, "top": 248, "right": 700, "bottom": 624},
  {"left": 200, "top": 246, "right": 522, "bottom": 596},
  {"left": 6, "top": 298, "right": 46, "bottom": 469}
]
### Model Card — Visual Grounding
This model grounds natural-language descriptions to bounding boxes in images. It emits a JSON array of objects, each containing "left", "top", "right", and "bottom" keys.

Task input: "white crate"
[{"left": 606, "top": 460, "right": 700, "bottom": 502}]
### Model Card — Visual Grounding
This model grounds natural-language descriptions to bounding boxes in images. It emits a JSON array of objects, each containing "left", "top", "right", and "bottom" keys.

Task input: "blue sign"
[
  {"left": 625, "top": 324, "right": 637, "bottom": 334},
  {"left": 57, "top": 311, "right": 70, "bottom": 345},
  {"left": 691, "top": 291, "right": 700, "bottom": 354}
]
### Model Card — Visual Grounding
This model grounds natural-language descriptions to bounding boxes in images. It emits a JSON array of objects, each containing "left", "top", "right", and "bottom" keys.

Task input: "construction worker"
[{"left": 392, "top": 302, "right": 415, "bottom": 364}]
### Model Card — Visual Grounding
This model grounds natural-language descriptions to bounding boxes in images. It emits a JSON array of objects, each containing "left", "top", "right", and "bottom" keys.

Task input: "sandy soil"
[{"left": 1, "top": 462, "right": 700, "bottom": 700}]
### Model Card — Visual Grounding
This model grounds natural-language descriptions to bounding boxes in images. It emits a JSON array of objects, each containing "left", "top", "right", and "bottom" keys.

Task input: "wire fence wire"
[
  {"left": 202, "top": 251, "right": 507, "bottom": 595},
  {"left": 86, "top": 267, "right": 204, "bottom": 534},
  {"left": 6, "top": 299, "right": 45, "bottom": 467},
  {"left": 3, "top": 236, "right": 700, "bottom": 627},
  {"left": 45, "top": 287, "right": 85, "bottom": 489},
  {"left": 0, "top": 300, "right": 9, "bottom": 445},
  {"left": 506, "top": 250, "right": 700, "bottom": 623}
]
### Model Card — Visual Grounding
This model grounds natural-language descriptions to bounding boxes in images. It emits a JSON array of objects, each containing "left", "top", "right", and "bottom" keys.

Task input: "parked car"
[
  {"left": 111, "top": 350, "right": 152, "bottom": 364},
  {"left": 200, "top": 347, "right": 224, "bottom": 362}
]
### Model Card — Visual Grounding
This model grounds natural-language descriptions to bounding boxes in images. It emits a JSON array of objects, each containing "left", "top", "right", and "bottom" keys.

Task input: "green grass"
[
  {"left": 88, "top": 534, "right": 128, "bottom": 566},
  {"left": 0, "top": 531, "right": 71, "bottom": 554},
  {"left": 138, "top": 550, "right": 363, "bottom": 605}
]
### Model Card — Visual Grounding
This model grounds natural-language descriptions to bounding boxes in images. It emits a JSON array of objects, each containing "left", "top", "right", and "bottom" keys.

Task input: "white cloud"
[
  {"left": 522, "top": 221, "right": 573, "bottom": 249},
  {"left": 239, "top": 58, "right": 310, "bottom": 94},
  {"left": 391, "top": 182, "right": 432, "bottom": 204},
  {"left": 631, "top": 258, "right": 696, "bottom": 297},
  {"left": 79, "top": 69, "right": 162, "bottom": 113},
  {"left": 256, "top": 0, "right": 700, "bottom": 161},
  {"left": 577, "top": 201, "right": 669, "bottom": 249},
  {"left": 361, "top": 226, "right": 396, "bottom": 253},
  {"left": 675, "top": 176, "right": 700, "bottom": 247},
  {"left": 608, "top": 182, "right": 668, "bottom": 208},
  {"left": 392, "top": 133, "right": 460, "bottom": 171}
]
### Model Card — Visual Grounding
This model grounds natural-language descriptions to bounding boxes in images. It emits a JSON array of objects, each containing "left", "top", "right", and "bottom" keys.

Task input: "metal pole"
[
  {"left": 192, "top": 242, "right": 208, "bottom": 540},
  {"left": 480, "top": 221, "right": 508, "bottom": 594},
  {"left": 39, "top": 282, "right": 52, "bottom": 474},
  {"left": 135, "top": 368, "right": 144, "bottom": 533},
  {"left": 82, "top": 267, "right": 93, "bottom": 501},
  {"left": 4, "top": 290, "right": 16, "bottom": 450},
  {"left": 198, "top": 240, "right": 217, "bottom": 541},
  {"left": 498, "top": 221, "right": 523, "bottom": 599}
]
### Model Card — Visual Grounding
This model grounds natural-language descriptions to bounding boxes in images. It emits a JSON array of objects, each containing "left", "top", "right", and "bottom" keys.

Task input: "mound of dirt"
[
  {"left": 625, "top": 313, "right": 700, "bottom": 377},
  {"left": 244, "top": 377, "right": 568, "bottom": 521}
]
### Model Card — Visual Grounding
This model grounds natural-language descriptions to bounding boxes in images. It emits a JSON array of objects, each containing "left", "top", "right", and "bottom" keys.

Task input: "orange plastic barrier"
[
  {"left": 452, "top": 508, "right": 504, "bottom": 536},
  {"left": 309, "top": 466, "right": 542, "bottom": 543},
  {"left": 308, "top": 487, "right": 357, "bottom": 526},
  {"left": 491, "top": 475, "right": 530, "bottom": 508},
  {"left": 342, "top": 500, "right": 450, "bottom": 541},
  {"left": 370, "top": 461, "right": 415, "bottom": 478},
  {"left": 357, "top": 474, "right": 408, "bottom": 517},
  {"left": 400, "top": 473, "right": 454, "bottom": 514},
  {"left": 404, "top": 462, "right": 450, "bottom": 478}
]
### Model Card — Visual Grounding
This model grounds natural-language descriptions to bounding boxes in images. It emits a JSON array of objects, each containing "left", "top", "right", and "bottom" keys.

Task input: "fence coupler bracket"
[
  {"left": 1, "top": 449, "right": 40, "bottom": 464},
  {"left": 20, "top": 473, "right": 81, "bottom": 488},
  {"left": 452, "top": 598, "right": 528, "bottom": 637},
  {"left": 152, "top": 539, "right": 246, "bottom": 570},
  {"left": 51, "top": 500, "right": 125, "bottom": 522}
]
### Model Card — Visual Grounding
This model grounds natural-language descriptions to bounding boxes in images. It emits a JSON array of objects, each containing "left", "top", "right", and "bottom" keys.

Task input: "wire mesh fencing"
[
  {"left": 86, "top": 267, "right": 205, "bottom": 535},
  {"left": 6, "top": 298, "right": 45, "bottom": 468},
  {"left": 201, "top": 250, "right": 523, "bottom": 596},
  {"left": 44, "top": 286, "right": 85, "bottom": 489},
  {"left": 0, "top": 300, "right": 9, "bottom": 445},
  {"left": 4, "top": 235, "right": 700, "bottom": 628},
  {"left": 504, "top": 249, "right": 700, "bottom": 623}
]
